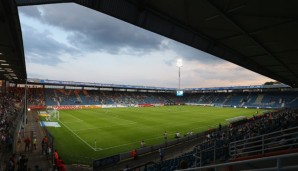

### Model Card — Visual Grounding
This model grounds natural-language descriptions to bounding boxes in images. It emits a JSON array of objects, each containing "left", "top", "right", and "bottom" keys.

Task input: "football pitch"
[{"left": 44, "top": 106, "right": 266, "bottom": 164}]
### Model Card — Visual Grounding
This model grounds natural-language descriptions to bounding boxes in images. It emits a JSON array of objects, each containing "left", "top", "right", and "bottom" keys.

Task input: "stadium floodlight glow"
[
  {"left": 176, "top": 59, "right": 183, "bottom": 89},
  {"left": 176, "top": 59, "right": 183, "bottom": 67}
]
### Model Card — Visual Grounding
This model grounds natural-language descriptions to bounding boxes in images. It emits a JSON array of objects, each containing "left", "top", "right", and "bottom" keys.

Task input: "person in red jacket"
[
  {"left": 24, "top": 137, "right": 31, "bottom": 152},
  {"left": 56, "top": 157, "right": 66, "bottom": 171},
  {"left": 131, "top": 149, "right": 137, "bottom": 160},
  {"left": 54, "top": 149, "right": 59, "bottom": 163}
]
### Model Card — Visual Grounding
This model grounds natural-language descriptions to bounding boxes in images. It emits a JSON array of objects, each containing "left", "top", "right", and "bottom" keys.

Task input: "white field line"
[
  {"left": 71, "top": 120, "right": 202, "bottom": 150},
  {"left": 72, "top": 122, "right": 137, "bottom": 132},
  {"left": 94, "top": 112, "right": 137, "bottom": 124},
  {"left": 74, "top": 118, "right": 207, "bottom": 132},
  {"left": 66, "top": 113, "right": 84, "bottom": 122},
  {"left": 99, "top": 126, "right": 207, "bottom": 151},
  {"left": 62, "top": 120, "right": 83, "bottom": 124},
  {"left": 58, "top": 120, "right": 102, "bottom": 150},
  {"left": 59, "top": 109, "right": 219, "bottom": 152}
]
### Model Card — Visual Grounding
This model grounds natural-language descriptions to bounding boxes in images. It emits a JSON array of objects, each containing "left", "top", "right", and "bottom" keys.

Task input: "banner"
[{"left": 50, "top": 105, "right": 102, "bottom": 110}]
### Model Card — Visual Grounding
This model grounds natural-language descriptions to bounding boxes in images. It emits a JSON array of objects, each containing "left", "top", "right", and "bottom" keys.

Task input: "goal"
[{"left": 46, "top": 108, "right": 60, "bottom": 121}]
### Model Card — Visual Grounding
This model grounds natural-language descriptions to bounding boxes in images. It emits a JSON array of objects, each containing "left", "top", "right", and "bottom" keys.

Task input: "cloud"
[
  {"left": 21, "top": 23, "right": 79, "bottom": 66},
  {"left": 18, "top": 5, "right": 42, "bottom": 19},
  {"left": 19, "top": 3, "right": 164, "bottom": 55},
  {"left": 18, "top": 3, "right": 275, "bottom": 87},
  {"left": 18, "top": 3, "right": 227, "bottom": 63},
  {"left": 181, "top": 62, "right": 274, "bottom": 87},
  {"left": 167, "top": 40, "right": 225, "bottom": 64}
]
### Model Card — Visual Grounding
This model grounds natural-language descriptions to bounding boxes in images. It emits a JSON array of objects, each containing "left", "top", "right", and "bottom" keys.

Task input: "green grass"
[{"left": 43, "top": 106, "right": 266, "bottom": 164}]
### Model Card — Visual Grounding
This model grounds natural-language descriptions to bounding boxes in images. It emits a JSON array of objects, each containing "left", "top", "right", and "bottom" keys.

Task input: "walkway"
[{"left": 15, "top": 110, "right": 52, "bottom": 171}]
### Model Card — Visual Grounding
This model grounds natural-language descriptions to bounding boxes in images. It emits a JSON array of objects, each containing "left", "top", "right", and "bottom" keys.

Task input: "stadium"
[{"left": 1, "top": 0, "right": 298, "bottom": 171}]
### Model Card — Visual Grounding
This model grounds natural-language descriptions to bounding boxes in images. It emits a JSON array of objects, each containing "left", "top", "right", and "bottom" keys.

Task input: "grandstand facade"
[{"left": 17, "top": 78, "right": 298, "bottom": 110}]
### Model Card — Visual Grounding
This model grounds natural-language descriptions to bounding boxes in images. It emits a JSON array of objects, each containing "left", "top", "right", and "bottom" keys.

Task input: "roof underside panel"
[
  {"left": 0, "top": 0, "right": 27, "bottom": 81},
  {"left": 15, "top": 0, "right": 298, "bottom": 87}
]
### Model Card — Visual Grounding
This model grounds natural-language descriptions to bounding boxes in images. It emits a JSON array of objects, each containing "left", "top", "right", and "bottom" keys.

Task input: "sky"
[{"left": 18, "top": 3, "right": 275, "bottom": 88}]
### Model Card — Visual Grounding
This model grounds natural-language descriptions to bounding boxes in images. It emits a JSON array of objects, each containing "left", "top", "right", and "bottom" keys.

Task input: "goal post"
[{"left": 46, "top": 107, "right": 60, "bottom": 121}]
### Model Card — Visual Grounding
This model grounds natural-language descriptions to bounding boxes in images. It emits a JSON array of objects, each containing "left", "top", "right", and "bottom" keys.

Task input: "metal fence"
[
  {"left": 229, "top": 126, "right": 298, "bottom": 158},
  {"left": 175, "top": 152, "right": 298, "bottom": 171}
]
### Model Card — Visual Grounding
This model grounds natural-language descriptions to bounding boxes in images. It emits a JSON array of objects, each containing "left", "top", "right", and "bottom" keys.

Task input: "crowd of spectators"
[
  {"left": 197, "top": 109, "right": 298, "bottom": 166},
  {"left": 149, "top": 109, "right": 298, "bottom": 170},
  {"left": 27, "top": 88, "right": 298, "bottom": 108},
  {"left": 44, "top": 89, "right": 180, "bottom": 106},
  {"left": 0, "top": 93, "right": 22, "bottom": 153},
  {"left": 0, "top": 91, "right": 24, "bottom": 171}
]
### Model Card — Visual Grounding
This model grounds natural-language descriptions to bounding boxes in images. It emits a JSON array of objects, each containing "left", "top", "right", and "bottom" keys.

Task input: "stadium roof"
[
  {"left": 4, "top": 0, "right": 298, "bottom": 87},
  {"left": 0, "top": 0, "right": 26, "bottom": 81},
  {"left": 28, "top": 78, "right": 290, "bottom": 91}
]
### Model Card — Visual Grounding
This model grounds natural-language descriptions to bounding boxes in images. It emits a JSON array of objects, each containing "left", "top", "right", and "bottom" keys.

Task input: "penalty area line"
[
  {"left": 95, "top": 148, "right": 103, "bottom": 151},
  {"left": 58, "top": 120, "right": 97, "bottom": 151},
  {"left": 100, "top": 126, "right": 206, "bottom": 151}
]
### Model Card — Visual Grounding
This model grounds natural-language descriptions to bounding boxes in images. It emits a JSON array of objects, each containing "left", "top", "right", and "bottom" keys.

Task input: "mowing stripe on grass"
[
  {"left": 64, "top": 113, "right": 84, "bottom": 122},
  {"left": 48, "top": 106, "right": 264, "bottom": 161},
  {"left": 58, "top": 120, "right": 102, "bottom": 150},
  {"left": 101, "top": 126, "right": 206, "bottom": 150},
  {"left": 63, "top": 120, "right": 84, "bottom": 124},
  {"left": 92, "top": 112, "right": 137, "bottom": 124},
  {"left": 72, "top": 122, "right": 137, "bottom": 132}
]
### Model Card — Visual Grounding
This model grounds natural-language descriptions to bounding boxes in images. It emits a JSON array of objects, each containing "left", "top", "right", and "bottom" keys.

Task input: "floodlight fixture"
[{"left": 176, "top": 59, "right": 183, "bottom": 67}]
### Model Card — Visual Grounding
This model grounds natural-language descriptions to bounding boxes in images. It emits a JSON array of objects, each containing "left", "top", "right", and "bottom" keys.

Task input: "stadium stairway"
[{"left": 15, "top": 111, "right": 52, "bottom": 171}]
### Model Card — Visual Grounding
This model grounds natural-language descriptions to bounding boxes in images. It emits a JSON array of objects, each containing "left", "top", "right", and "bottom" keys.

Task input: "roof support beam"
[
  {"left": 16, "top": 0, "right": 73, "bottom": 6},
  {"left": 203, "top": 0, "right": 298, "bottom": 84}
]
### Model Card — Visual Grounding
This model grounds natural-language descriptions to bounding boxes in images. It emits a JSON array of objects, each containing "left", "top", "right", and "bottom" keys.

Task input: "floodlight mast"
[{"left": 176, "top": 59, "right": 183, "bottom": 89}]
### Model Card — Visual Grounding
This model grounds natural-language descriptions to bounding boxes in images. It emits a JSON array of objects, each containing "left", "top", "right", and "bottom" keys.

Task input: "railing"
[
  {"left": 93, "top": 132, "right": 207, "bottom": 170},
  {"left": 126, "top": 161, "right": 157, "bottom": 171},
  {"left": 176, "top": 152, "right": 298, "bottom": 171},
  {"left": 229, "top": 126, "right": 298, "bottom": 158},
  {"left": 13, "top": 106, "right": 26, "bottom": 153},
  {"left": 37, "top": 110, "right": 56, "bottom": 166},
  {"left": 193, "top": 140, "right": 229, "bottom": 167},
  {"left": 67, "top": 155, "right": 94, "bottom": 167}
]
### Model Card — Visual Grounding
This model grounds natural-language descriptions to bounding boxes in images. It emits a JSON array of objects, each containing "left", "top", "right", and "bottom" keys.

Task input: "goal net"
[{"left": 46, "top": 108, "right": 60, "bottom": 121}]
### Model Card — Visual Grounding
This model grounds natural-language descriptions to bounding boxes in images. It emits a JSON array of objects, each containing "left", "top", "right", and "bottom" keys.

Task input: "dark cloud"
[
  {"left": 21, "top": 24, "right": 79, "bottom": 65},
  {"left": 18, "top": 6, "right": 42, "bottom": 19},
  {"left": 19, "top": 3, "right": 164, "bottom": 55},
  {"left": 18, "top": 3, "right": 226, "bottom": 62}
]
